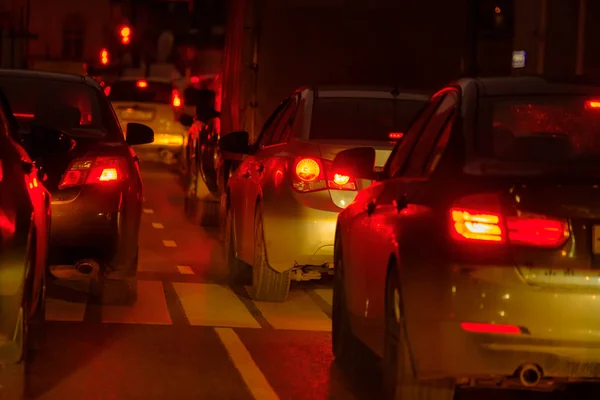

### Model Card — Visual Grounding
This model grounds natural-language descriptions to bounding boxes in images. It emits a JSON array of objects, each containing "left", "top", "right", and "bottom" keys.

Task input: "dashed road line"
[
  {"left": 305, "top": 289, "right": 333, "bottom": 319},
  {"left": 162, "top": 240, "right": 177, "bottom": 247},
  {"left": 152, "top": 222, "right": 164, "bottom": 229},
  {"left": 215, "top": 328, "right": 280, "bottom": 400},
  {"left": 177, "top": 265, "right": 194, "bottom": 275},
  {"left": 162, "top": 281, "right": 189, "bottom": 326},
  {"left": 143, "top": 208, "right": 154, "bottom": 214},
  {"left": 231, "top": 285, "right": 273, "bottom": 330}
]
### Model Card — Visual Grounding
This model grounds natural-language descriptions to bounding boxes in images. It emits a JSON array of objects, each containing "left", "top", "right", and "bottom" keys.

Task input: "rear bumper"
[
  {"left": 262, "top": 190, "right": 339, "bottom": 273},
  {"left": 408, "top": 263, "right": 600, "bottom": 381}
]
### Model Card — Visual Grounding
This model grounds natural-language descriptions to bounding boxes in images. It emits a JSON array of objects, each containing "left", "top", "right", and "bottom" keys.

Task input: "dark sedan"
[{"left": 0, "top": 70, "right": 154, "bottom": 305}]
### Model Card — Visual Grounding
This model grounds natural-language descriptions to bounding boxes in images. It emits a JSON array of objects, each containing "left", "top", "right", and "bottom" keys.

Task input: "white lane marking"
[
  {"left": 45, "top": 297, "right": 87, "bottom": 322},
  {"left": 177, "top": 265, "right": 194, "bottom": 275},
  {"left": 162, "top": 240, "right": 177, "bottom": 247},
  {"left": 152, "top": 222, "right": 164, "bottom": 229},
  {"left": 101, "top": 281, "right": 172, "bottom": 325},
  {"left": 143, "top": 208, "right": 154, "bottom": 214},
  {"left": 313, "top": 288, "right": 333, "bottom": 306},
  {"left": 173, "top": 283, "right": 261, "bottom": 328},
  {"left": 252, "top": 289, "right": 331, "bottom": 331},
  {"left": 215, "top": 328, "right": 279, "bottom": 400}
]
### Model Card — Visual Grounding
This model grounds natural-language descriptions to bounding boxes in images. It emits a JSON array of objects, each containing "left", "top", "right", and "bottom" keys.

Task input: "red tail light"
[
  {"left": 58, "top": 156, "right": 128, "bottom": 189},
  {"left": 460, "top": 322, "right": 523, "bottom": 335},
  {"left": 104, "top": 86, "right": 111, "bottom": 97},
  {"left": 450, "top": 205, "right": 569, "bottom": 248},
  {"left": 291, "top": 157, "right": 357, "bottom": 193},
  {"left": 172, "top": 89, "right": 182, "bottom": 108},
  {"left": 585, "top": 100, "right": 600, "bottom": 110}
]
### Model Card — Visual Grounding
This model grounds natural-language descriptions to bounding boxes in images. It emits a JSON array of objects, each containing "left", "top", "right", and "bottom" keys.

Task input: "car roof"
[
  {"left": 304, "top": 85, "right": 431, "bottom": 101},
  {"left": 454, "top": 76, "right": 600, "bottom": 97}
]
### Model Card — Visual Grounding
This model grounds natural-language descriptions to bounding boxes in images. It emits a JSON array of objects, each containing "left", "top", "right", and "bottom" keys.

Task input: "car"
[
  {"left": 105, "top": 77, "right": 185, "bottom": 164},
  {"left": 220, "top": 86, "right": 429, "bottom": 302},
  {"left": 0, "top": 69, "right": 154, "bottom": 305},
  {"left": 0, "top": 87, "right": 51, "bottom": 398},
  {"left": 330, "top": 76, "right": 600, "bottom": 398}
]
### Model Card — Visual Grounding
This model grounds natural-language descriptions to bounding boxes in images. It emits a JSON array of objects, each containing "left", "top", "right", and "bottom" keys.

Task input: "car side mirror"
[
  {"left": 219, "top": 131, "right": 250, "bottom": 154},
  {"left": 126, "top": 123, "right": 154, "bottom": 145},
  {"left": 331, "top": 147, "right": 377, "bottom": 180},
  {"left": 179, "top": 114, "right": 194, "bottom": 127}
]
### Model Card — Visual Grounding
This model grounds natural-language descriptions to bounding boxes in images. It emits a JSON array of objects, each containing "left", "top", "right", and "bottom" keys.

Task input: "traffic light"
[
  {"left": 100, "top": 48, "right": 109, "bottom": 65},
  {"left": 120, "top": 25, "right": 131, "bottom": 45}
]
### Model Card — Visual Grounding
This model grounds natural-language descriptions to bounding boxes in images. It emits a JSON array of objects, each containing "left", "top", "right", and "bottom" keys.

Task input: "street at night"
[{"left": 18, "top": 162, "right": 596, "bottom": 400}]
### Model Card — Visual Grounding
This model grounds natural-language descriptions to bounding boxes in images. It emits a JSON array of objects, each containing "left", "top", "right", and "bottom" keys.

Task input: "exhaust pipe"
[
  {"left": 519, "top": 364, "right": 542, "bottom": 387},
  {"left": 74, "top": 259, "right": 100, "bottom": 276}
]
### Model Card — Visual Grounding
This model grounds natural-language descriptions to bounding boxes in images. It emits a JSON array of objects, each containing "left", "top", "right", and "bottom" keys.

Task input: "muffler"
[
  {"left": 519, "top": 364, "right": 542, "bottom": 387},
  {"left": 74, "top": 259, "right": 100, "bottom": 277}
]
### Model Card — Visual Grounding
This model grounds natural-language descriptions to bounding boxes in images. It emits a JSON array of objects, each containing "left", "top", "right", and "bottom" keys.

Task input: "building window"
[{"left": 62, "top": 14, "right": 84, "bottom": 60}]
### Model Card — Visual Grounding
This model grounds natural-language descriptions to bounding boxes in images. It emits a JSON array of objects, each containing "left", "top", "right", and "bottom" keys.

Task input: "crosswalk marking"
[
  {"left": 152, "top": 222, "right": 164, "bottom": 229},
  {"left": 46, "top": 297, "right": 87, "bottom": 322},
  {"left": 45, "top": 281, "right": 333, "bottom": 329},
  {"left": 215, "top": 328, "right": 279, "bottom": 400},
  {"left": 101, "top": 281, "right": 172, "bottom": 325},
  {"left": 143, "top": 209, "right": 154, "bottom": 214},
  {"left": 252, "top": 290, "right": 332, "bottom": 331},
  {"left": 162, "top": 240, "right": 177, "bottom": 247},
  {"left": 313, "top": 289, "right": 333, "bottom": 306},
  {"left": 173, "top": 283, "right": 261, "bottom": 328}
]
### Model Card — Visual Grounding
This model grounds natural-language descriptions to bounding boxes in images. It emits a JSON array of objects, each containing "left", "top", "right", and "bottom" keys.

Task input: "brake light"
[
  {"left": 291, "top": 157, "right": 357, "bottom": 193},
  {"left": 389, "top": 132, "right": 404, "bottom": 140},
  {"left": 450, "top": 207, "right": 570, "bottom": 247},
  {"left": 137, "top": 80, "right": 148, "bottom": 88},
  {"left": 172, "top": 89, "right": 182, "bottom": 108},
  {"left": 14, "top": 113, "right": 34, "bottom": 118},
  {"left": 58, "top": 156, "right": 128, "bottom": 189},
  {"left": 585, "top": 100, "right": 600, "bottom": 110},
  {"left": 104, "top": 86, "right": 111, "bottom": 96},
  {"left": 460, "top": 322, "right": 523, "bottom": 335},
  {"left": 190, "top": 76, "right": 200, "bottom": 84}
]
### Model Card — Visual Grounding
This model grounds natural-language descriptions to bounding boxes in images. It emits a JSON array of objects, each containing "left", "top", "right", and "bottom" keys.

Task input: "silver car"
[{"left": 220, "top": 86, "right": 428, "bottom": 302}]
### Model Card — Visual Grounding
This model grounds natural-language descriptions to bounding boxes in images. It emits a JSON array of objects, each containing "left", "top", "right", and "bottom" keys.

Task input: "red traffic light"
[{"left": 119, "top": 25, "right": 131, "bottom": 44}]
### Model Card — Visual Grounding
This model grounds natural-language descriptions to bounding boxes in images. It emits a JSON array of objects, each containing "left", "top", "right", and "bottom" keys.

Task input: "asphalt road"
[{"left": 23, "top": 162, "right": 599, "bottom": 400}]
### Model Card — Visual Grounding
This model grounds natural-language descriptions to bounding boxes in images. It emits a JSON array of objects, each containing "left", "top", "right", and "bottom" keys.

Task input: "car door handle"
[
  {"left": 394, "top": 193, "right": 408, "bottom": 213},
  {"left": 256, "top": 164, "right": 264, "bottom": 174}
]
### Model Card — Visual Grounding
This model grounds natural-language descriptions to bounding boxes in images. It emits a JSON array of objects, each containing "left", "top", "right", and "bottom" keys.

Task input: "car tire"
[
  {"left": 383, "top": 265, "right": 455, "bottom": 400},
  {"left": 331, "top": 234, "right": 368, "bottom": 365},
  {"left": 195, "top": 198, "right": 220, "bottom": 227},
  {"left": 250, "top": 206, "right": 291, "bottom": 302},
  {"left": 224, "top": 209, "right": 251, "bottom": 285}
]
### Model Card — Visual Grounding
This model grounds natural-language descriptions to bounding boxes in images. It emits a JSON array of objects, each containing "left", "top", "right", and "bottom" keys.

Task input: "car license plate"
[{"left": 593, "top": 225, "right": 600, "bottom": 254}]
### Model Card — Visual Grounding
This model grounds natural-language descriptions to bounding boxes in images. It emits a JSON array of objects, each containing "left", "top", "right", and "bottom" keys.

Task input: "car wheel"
[
  {"left": 250, "top": 206, "right": 291, "bottom": 302},
  {"left": 332, "top": 234, "right": 367, "bottom": 364},
  {"left": 224, "top": 208, "right": 251, "bottom": 285},
  {"left": 195, "top": 199, "right": 220, "bottom": 227},
  {"left": 383, "top": 265, "right": 455, "bottom": 400}
]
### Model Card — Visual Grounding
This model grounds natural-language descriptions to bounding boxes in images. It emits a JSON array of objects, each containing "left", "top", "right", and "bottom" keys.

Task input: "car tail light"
[
  {"left": 460, "top": 322, "right": 524, "bottom": 335},
  {"left": 172, "top": 89, "right": 182, "bottom": 108},
  {"left": 104, "top": 86, "right": 111, "bottom": 96},
  {"left": 450, "top": 203, "right": 569, "bottom": 247},
  {"left": 137, "top": 80, "right": 148, "bottom": 88},
  {"left": 58, "top": 156, "right": 128, "bottom": 189},
  {"left": 389, "top": 132, "right": 404, "bottom": 140},
  {"left": 290, "top": 157, "right": 357, "bottom": 193},
  {"left": 585, "top": 100, "right": 600, "bottom": 110}
]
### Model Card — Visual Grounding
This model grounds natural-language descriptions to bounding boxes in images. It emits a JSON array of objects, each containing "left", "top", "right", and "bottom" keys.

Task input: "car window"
[
  {"left": 108, "top": 80, "right": 173, "bottom": 104},
  {"left": 269, "top": 95, "right": 299, "bottom": 146},
  {"left": 309, "top": 97, "right": 427, "bottom": 141},
  {"left": 255, "top": 99, "right": 291, "bottom": 149},
  {"left": 0, "top": 76, "right": 122, "bottom": 141},
  {"left": 423, "top": 113, "right": 456, "bottom": 176},
  {"left": 403, "top": 92, "right": 458, "bottom": 178},
  {"left": 386, "top": 95, "right": 445, "bottom": 178}
]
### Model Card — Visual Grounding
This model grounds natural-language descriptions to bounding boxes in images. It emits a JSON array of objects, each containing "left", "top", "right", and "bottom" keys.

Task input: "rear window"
[
  {"left": 479, "top": 96, "right": 600, "bottom": 163},
  {"left": 0, "top": 76, "right": 121, "bottom": 140},
  {"left": 309, "top": 97, "right": 427, "bottom": 141},
  {"left": 108, "top": 80, "right": 173, "bottom": 104}
]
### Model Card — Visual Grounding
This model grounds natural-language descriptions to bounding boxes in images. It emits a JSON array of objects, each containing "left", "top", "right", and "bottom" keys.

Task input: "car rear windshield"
[
  {"left": 309, "top": 97, "right": 427, "bottom": 141},
  {"left": 108, "top": 80, "right": 173, "bottom": 104},
  {"left": 0, "top": 76, "right": 121, "bottom": 140},
  {"left": 477, "top": 96, "right": 600, "bottom": 169}
]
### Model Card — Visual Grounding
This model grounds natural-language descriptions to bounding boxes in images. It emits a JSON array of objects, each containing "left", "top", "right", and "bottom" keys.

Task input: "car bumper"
[
  {"left": 49, "top": 186, "right": 123, "bottom": 261},
  {"left": 262, "top": 190, "right": 339, "bottom": 273},
  {"left": 411, "top": 263, "right": 600, "bottom": 381}
]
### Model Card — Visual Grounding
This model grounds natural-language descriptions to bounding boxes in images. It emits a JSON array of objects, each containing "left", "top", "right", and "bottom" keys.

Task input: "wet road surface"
[{"left": 25, "top": 162, "right": 600, "bottom": 399}]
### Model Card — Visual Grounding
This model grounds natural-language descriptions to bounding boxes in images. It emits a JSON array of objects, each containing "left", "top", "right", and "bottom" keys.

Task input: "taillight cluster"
[
  {"left": 58, "top": 156, "right": 128, "bottom": 189},
  {"left": 450, "top": 207, "right": 570, "bottom": 248},
  {"left": 291, "top": 157, "right": 357, "bottom": 193},
  {"left": 172, "top": 89, "right": 182, "bottom": 108}
]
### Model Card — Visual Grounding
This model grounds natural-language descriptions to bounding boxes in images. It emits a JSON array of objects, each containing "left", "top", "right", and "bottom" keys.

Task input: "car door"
[
  {"left": 363, "top": 90, "right": 459, "bottom": 355},
  {"left": 232, "top": 99, "right": 292, "bottom": 263}
]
